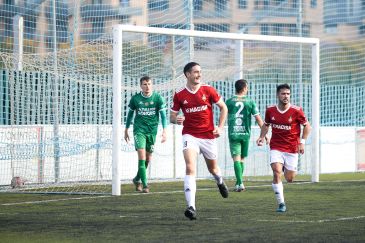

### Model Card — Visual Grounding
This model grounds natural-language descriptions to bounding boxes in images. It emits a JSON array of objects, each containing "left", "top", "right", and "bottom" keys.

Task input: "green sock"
[
  {"left": 134, "top": 161, "right": 148, "bottom": 182},
  {"left": 138, "top": 160, "right": 147, "bottom": 188},
  {"left": 134, "top": 173, "right": 140, "bottom": 182},
  {"left": 234, "top": 161, "right": 242, "bottom": 185},
  {"left": 241, "top": 162, "right": 245, "bottom": 183}
]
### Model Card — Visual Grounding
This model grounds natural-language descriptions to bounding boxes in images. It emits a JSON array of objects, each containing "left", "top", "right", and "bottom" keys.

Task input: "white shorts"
[
  {"left": 182, "top": 134, "right": 218, "bottom": 160},
  {"left": 270, "top": 150, "right": 298, "bottom": 172}
]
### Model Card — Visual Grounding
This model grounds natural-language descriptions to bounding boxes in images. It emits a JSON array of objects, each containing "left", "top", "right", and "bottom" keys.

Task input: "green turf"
[{"left": 0, "top": 172, "right": 364, "bottom": 242}]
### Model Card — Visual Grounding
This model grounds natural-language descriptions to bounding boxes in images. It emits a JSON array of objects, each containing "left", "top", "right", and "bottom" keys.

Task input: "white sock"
[
  {"left": 272, "top": 182, "right": 285, "bottom": 205},
  {"left": 213, "top": 170, "right": 223, "bottom": 185},
  {"left": 184, "top": 175, "right": 196, "bottom": 210}
]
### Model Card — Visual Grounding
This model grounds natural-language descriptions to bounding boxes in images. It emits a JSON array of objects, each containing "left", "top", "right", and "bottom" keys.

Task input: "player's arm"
[
  {"left": 124, "top": 109, "right": 134, "bottom": 143},
  {"left": 170, "top": 93, "right": 185, "bottom": 125},
  {"left": 213, "top": 99, "right": 228, "bottom": 138},
  {"left": 170, "top": 110, "right": 185, "bottom": 125},
  {"left": 159, "top": 108, "right": 167, "bottom": 143},
  {"left": 299, "top": 122, "right": 311, "bottom": 154},
  {"left": 254, "top": 114, "right": 270, "bottom": 144},
  {"left": 257, "top": 122, "right": 270, "bottom": 146}
]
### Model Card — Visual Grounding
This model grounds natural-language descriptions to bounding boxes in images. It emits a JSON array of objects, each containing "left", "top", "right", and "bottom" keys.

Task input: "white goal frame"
[{"left": 112, "top": 25, "right": 320, "bottom": 196}]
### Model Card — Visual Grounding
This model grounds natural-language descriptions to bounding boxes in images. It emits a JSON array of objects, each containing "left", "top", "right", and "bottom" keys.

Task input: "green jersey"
[
  {"left": 226, "top": 95, "right": 259, "bottom": 141},
  {"left": 128, "top": 91, "right": 166, "bottom": 134}
]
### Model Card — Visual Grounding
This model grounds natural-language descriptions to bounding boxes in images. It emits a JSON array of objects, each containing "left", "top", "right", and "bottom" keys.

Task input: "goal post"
[{"left": 112, "top": 25, "right": 320, "bottom": 195}]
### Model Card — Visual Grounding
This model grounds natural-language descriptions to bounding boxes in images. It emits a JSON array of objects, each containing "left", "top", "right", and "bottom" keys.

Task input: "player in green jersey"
[
  {"left": 226, "top": 79, "right": 267, "bottom": 192},
  {"left": 124, "top": 76, "right": 167, "bottom": 193}
]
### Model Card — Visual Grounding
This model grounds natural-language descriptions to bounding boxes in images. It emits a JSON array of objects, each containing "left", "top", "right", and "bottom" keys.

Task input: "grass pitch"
[{"left": 0, "top": 173, "right": 365, "bottom": 242}]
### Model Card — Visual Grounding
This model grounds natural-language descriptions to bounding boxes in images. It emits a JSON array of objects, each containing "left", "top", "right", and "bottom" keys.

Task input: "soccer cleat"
[
  {"left": 276, "top": 203, "right": 287, "bottom": 213},
  {"left": 234, "top": 184, "right": 246, "bottom": 192},
  {"left": 184, "top": 206, "right": 197, "bottom": 220},
  {"left": 142, "top": 187, "right": 149, "bottom": 193},
  {"left": 217, "top": 181, "right": 229, "bottom": 198},
  {"left": 132, "top": 178, "right": 142, "bottom": 192}
]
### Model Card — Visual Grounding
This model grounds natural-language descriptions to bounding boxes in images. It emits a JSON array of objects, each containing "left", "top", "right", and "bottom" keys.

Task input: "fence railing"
[{"left": 1, "top": 69, "right": 364, "bottom": 126}]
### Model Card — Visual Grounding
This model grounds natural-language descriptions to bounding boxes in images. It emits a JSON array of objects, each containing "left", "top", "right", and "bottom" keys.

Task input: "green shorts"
[
  {"left": 133, "top": 133, "right": 156, "bottom": 153},
  {"left": 229, "top": 138, "right": 249, "bottom": 158}
]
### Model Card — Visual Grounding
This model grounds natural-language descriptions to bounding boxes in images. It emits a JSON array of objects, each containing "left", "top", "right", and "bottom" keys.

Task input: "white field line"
[
  {"left": 1, "top": 179, "right": 363, "bottom": 206},
  {"left": 257, "top": 215, "right": 365, "bottom": 223},
  {"left": 0, "top": 195, "right": 112, "bottom": 206}
]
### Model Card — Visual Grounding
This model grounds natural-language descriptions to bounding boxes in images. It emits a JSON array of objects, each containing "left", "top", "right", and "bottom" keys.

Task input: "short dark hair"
[
  {"left": 235, "top": 79, "right": 248, "bottom": 93},
  {"left": 276, "top": 83, "right": 291, "bottom": 94},
  {"left": 183, "top": 62, "right": 200, "bottom": 77},
  {"left": 140, "top": 76, "right": 151, "bottom": 85}
]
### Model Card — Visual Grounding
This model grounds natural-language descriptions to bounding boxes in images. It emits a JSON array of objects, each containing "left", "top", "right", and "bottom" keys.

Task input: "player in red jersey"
[
  {"left": 170, "top": 62, "right": 229, "bottom": 220},
  {"left": 256, "top": 83, "right": 311, "bottom": 213}
]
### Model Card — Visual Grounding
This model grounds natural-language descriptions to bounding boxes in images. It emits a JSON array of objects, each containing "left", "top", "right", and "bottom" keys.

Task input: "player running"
[
  {"left": 256, "top": 83, "right": 311, "bottom": 212},
  {"left": 170, "top": 62, "right": 229, "bottom": 220}
]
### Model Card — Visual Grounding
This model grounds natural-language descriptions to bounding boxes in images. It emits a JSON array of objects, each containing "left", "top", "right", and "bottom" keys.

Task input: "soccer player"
[
  {"left": 170, "top": 62, "right": 229, "bottom": 220},
  {"left": 256, "top": 83, "right": 311, "bottom": 212},
  {"left": 124, "top": 76, "right": 167, "bottom": 193},
  {"left": 226, "top": 79, "right": 267, "bottom": 192}
]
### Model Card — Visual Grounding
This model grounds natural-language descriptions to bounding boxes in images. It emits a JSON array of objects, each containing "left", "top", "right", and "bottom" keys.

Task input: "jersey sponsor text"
[
  {"left": 272, "top": 124, "right": 291, "bottom": 130},
  {"left": 185, "top": 105, "right": 207, "bottom": 113}
]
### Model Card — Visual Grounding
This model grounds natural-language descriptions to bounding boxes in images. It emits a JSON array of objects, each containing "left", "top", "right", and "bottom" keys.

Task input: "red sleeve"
[
  {"left": 264, "top": 108, "right": 271, "bottom": 124},
  {"left": 171, "top": 92, "right": 180, "bottom": 112},
  {"left": 298, "top": 107, "right": 308, "bottom": 125},
  {"left": 210, "top": 86, "right": 221, "bottom": 103}
]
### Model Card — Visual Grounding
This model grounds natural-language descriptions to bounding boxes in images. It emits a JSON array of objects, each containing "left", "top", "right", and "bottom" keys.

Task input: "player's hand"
[
  {"left": 256, "top": 137, "right": 265, "bottom": 146},
  {"left": 213, "top": 126, "right": 223, "bottom": 138},
  {"left": 176, "top": 115, "right": 185, "bottom": 125},
  {"left": 124, "top": 129, "right": 130, "bottom": 143},
  {"left": 264, "top": 135, "right": 270, "bottom": 144},
  {"left": 298, "top": 143, "right": 305, "bottom": 154},
  {"left": 161, "top": 129, "right": 167, "bottom": 143}
]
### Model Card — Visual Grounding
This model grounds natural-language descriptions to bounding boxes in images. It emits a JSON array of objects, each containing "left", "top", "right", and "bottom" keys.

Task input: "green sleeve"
[
  {"left": 158, "top": 94, "right": 167, "bottom": 128},
  {"left": 159, "top": 109, "right": 167, "bottom": 128},
  {"left": 125, "top": 109, "right": 134, "bottom": 128}
]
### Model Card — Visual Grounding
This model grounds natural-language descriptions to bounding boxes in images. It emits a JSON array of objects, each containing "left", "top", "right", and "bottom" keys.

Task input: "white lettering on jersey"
[
  {"left": 185, "top": 105, "right": 207, "bottom": 113},
  {"left": 137, "top": 107, "right": 156, "bottom": 116},
  {"left": 272, "top": 124, "right": 291, "bottom": 130}
]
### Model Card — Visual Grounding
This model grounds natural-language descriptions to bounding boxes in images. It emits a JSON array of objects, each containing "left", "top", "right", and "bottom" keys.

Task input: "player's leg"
[
  {"left": 200, "top": 138, "right": 228, "bottom": 198},
  {"left": 239, "top": 140, "right": 250, "bottom": 191},
  {"left": 139, "top": 134, "right": 157, "bottom": 193},
  {"left": 270, "top": 150, "right": 286, "bottom": 212},
  {"left": 134, "top": 151, "right": 151, "bottom": 184},
  {"left": 182, "top": 135, "right": 198, "bottom": 220},
  {"left": 229, "top": 138, "right": 243, "bottom": 191},
  {"left": 282, "top": 152, "right": 298, "bottom": 183},
  {"left": 133, "top": 133, "right": 148, "bottom": 192}
]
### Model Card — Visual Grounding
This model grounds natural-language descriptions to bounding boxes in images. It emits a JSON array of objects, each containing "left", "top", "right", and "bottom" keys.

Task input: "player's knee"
[
  {"left": 207, "top": 166, "right": 219, "bottom": 175},
  {"left": 285, "top": 177, "right": 294, "bottom": 183}
]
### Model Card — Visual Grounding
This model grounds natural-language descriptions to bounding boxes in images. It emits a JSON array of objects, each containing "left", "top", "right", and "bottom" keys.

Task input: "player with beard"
[{"left": 256, "top": 83, "right": 311, "bottom": 212}]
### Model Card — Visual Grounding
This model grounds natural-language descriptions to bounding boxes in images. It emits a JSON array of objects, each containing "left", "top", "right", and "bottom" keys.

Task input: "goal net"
[{"left": 0, "top": 25, "right": 319, "bottom": 195}]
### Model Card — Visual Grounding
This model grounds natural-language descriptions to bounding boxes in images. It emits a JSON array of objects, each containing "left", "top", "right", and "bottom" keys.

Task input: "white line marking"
[
  {"left": 1, "top": 179, "right": 363, "bottom": 206},
  {"left": 1, "top": 195, "right": 111, "bottom": 206},
  {"left": 257, "top": 215, "right": 365, "bottom": 223},
  {"left": 119, "top": 215, "right": 139, "bottom": 218}
]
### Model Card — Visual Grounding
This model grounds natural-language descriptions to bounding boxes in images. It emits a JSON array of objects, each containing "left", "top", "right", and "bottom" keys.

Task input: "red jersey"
[
  {"left": 264, "top": 104, "right": 308, "bottom": 153},
  {"left": 171, "top": 84, "right": 221, "bottom": 139}
]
